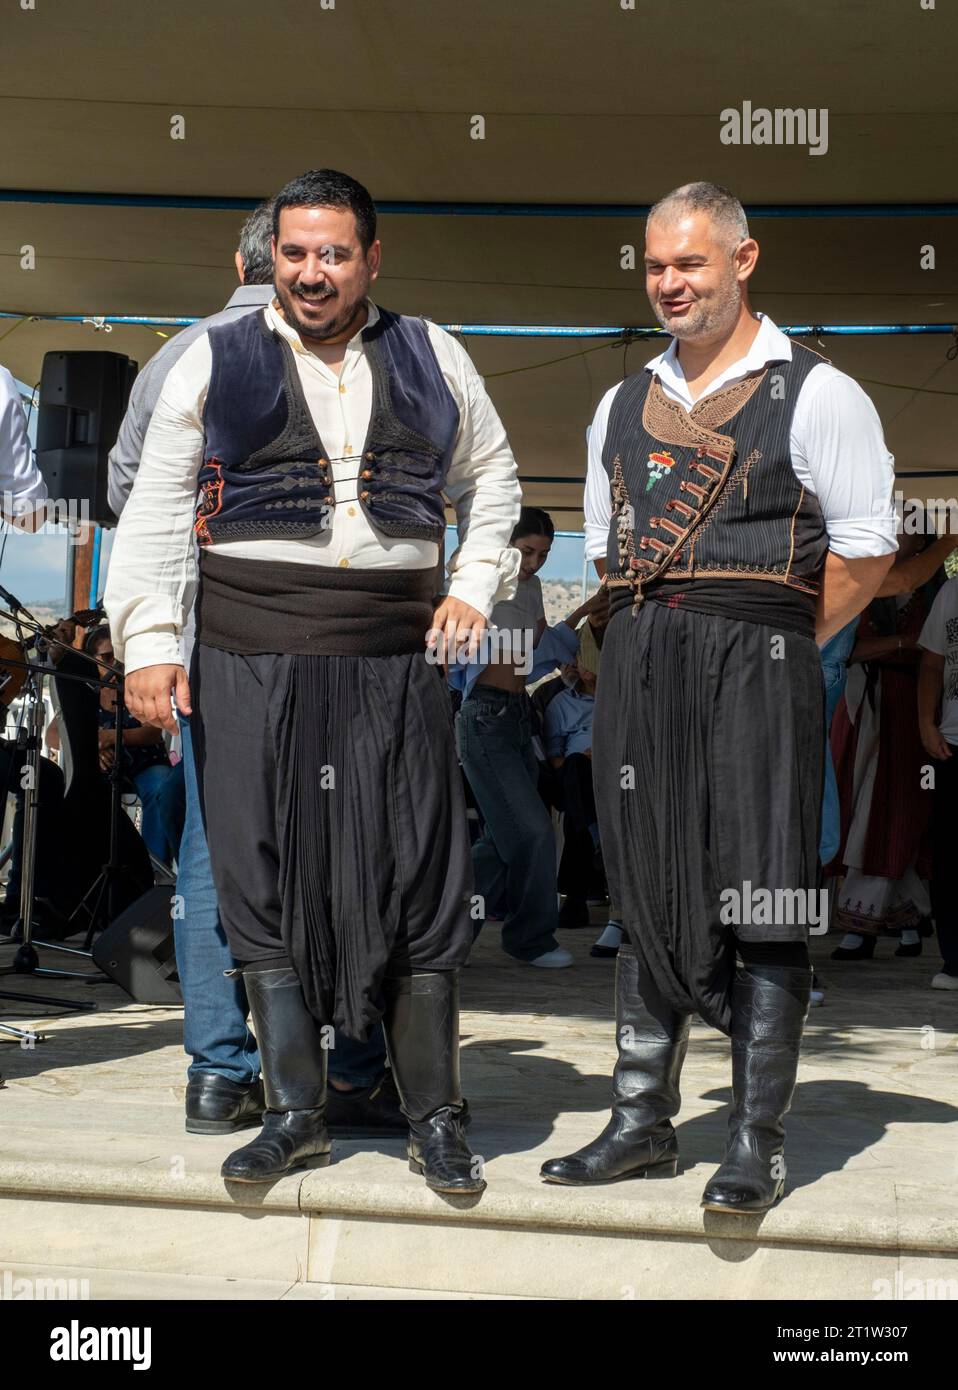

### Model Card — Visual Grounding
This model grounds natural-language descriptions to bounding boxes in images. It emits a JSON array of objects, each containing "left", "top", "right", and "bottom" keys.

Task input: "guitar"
[{"left": 0, "top": 605, "right": 105, "bottom": 708}]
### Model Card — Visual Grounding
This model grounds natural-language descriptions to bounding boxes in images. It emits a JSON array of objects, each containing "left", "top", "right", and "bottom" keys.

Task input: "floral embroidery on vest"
[{"left": 645, "top": 450, "right": 677, "bottom": 492}]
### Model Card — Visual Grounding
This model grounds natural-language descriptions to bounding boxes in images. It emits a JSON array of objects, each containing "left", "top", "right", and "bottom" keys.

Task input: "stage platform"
[{"left": 1, "top": 923, "right": 957, "bottom": 1301}]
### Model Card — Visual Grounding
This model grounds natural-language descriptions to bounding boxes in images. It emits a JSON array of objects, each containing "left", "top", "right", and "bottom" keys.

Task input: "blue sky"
[
  {"left": 2, "top": 380, "right": 588, "bottom": 606},
  {"left": 0, "top": 385, "right": 107, "bottom": 606},
  {"left": 0, "top": 524, "right": 588, "bottom": 609}
]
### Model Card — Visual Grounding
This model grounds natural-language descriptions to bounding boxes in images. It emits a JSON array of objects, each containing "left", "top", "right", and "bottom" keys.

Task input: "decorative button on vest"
[{"left": 197, "top": 306, "right": 459, "bottom": 545}]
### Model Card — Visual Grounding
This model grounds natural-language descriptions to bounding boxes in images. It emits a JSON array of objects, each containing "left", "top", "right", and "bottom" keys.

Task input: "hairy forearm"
[
  {"left": 563, "top": 602, "right": 592, "bottom": 628},
  {"left": 816, "top": 551, "right": 895, "bottom": 645},
  {"left": 877, "top": 534, "right": 956, "bottom": 597}
]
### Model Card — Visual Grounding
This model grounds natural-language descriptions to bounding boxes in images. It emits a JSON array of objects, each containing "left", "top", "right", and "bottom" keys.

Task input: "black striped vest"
[{"left": 601, "top": 344, "right": 830, "bottom": 602}]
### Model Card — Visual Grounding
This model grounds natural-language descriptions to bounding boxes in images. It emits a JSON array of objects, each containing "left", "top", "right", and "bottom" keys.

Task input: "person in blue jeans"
[
  {"left": 176, "top": 713, "right": 262, "bottom": 1128},
  {"left": 453, "top": 507, "right": 604, "bottom": 968},
  {"left": 819, "top": 620, "right": 859, "bottom": 868},
  {"left": 811, "top": 619, "right": 859, "bottom": 1006},
  {"left": 131, "top": 762, "right": 185, "bottom": 866}
]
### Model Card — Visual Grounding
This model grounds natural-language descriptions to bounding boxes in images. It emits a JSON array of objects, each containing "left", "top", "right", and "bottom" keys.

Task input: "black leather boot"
[
  {"left": 541, "top": 946, "right": 690, "bottom": 1184},
  {"left": 186, "top": 1073, "right": 265, "bottom": 1134},
  {"left": 382, "top": 971, "right": 485, "bottom": 1195},
  {"left": 220, "top": 968, "right": 331, "bottom": 1183},
  {"left": 326, "top": 1072, "right": 473, "bottom": 1138},
  {"left": 701, "top": 963, "right": 810, "bottom": 1214}
]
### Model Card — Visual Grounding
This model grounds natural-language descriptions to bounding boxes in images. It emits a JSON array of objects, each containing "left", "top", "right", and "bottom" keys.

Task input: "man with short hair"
[
  {"left": 108, "top": 200, "right": 277, "bottom": 516},
  {"left": 542, "top": 181, "right": 898, "bottom": 1212},
  {"left": 106, "top": 168, "right": 521, "bottom": 1191},
  {"left": 109, "top": 198, "right": 403, "bottom": 1136},
  {"left": 107, "top": 202, "right": 275, "bottom": 1134}
]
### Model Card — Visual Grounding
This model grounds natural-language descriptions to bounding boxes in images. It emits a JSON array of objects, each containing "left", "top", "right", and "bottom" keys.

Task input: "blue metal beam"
[
  {"left": 1, "top": 312, "right": 953, "bottom": 338},
  {"left": 1, "top": 190, "right": 958, "bottom": 218}
]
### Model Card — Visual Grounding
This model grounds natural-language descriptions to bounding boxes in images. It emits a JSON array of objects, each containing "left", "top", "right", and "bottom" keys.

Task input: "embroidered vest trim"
[{"left": 602, "top": 345, "right": 829, "bottom": 609}]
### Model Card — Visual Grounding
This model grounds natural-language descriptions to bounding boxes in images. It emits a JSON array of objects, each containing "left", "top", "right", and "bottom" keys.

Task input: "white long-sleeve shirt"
[
  {"left": 583, "top": 314, "right": 899, "bottom": 564},
  {"left": 0, "top": 367, "right": 48, "bottom": 524},
  {"left": 106, "top": 298, "right": 522, "bottom": 673}
]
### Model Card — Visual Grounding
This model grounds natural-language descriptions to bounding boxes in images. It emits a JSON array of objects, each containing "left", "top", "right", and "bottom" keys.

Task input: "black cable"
[{"left": 22, "top": 381, "right": 39, "bottom": 435}]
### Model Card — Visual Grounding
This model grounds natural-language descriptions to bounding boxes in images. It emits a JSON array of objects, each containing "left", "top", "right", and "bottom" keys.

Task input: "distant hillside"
[
  {"left": 541, "top": 577, "right": 600, "bottom": 627},
  {"left": 0, "top": 603, "right": 62, "bottom": 643}
]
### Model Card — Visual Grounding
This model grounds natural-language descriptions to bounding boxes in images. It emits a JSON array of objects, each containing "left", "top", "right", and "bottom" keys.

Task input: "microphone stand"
[
  {"left": 67, "top": 668, "right": 135, "bottom": 941},
  {"left": 0, "top": 589, "right": 120, "bottom": 1037}
]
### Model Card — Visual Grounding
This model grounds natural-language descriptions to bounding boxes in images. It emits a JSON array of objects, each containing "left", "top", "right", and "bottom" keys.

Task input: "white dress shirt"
[
  {"left": 583, "top": 314, "right": 899, "bottom": 564},
  {"left": 0, "top": 366, "right": 48, "bottom": 524},
  {"left": 106, "top": 298, "right": 522, "bottom": 673}
]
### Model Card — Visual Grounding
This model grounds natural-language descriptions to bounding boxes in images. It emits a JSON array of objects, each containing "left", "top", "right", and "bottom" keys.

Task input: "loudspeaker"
[
  {"left": 91, "top": 886, "right": 182, "bottom": 1004},
  {"left": 37, "top": 350, "right": 138, "bottom": 527}
]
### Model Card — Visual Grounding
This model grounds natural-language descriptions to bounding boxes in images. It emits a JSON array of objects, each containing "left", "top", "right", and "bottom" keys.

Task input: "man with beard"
[
  {"left": 107, "top": 199, "right": 405, "bottom": 1141},
  {"left": 106, "top": 169, "right": 521, "bottom": 1191},
  {"left": 541, "top": 182, "right": 897, "bottom": 1212}
]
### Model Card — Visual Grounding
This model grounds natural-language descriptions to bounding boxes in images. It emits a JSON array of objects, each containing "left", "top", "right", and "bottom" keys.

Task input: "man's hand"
[
  {"left": 428, "top": 596, "right": 487, "bottom": 668},
  {"left": 124, "top": 664, "right": 191, "bottom": 733},
  {"left": 564, "top": 580, "right": 609, "bottom": 631},
  {"left": 920, "top": 721, "right": 952, "bottom": 761}
]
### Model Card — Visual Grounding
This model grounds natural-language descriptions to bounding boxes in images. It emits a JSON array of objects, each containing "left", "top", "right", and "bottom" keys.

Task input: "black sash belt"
[
  {"left": 196, "top": 550, "right": 438, "bottom": 656},
  {"left": 609, "top": 577, "right": 817, "bottom": 637}
]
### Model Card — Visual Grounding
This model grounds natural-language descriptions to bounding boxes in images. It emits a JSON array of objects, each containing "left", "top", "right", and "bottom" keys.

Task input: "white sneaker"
[
  {"left": 527, "top": 947, "right": 574, "bottom": 969},
  {"left": 931, "top": 972, "right": 958, "bottom": 990},
  {"left": 809, "top": 986, "right": 825, "bottom": 1007},
  {"left": 594, "top": 921, "right": 624, "bottom": 949}
]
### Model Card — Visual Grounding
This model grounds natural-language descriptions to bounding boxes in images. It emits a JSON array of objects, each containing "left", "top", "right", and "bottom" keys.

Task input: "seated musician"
[{"left": 85, "top": 625, "right": 185, "bottom": 867}]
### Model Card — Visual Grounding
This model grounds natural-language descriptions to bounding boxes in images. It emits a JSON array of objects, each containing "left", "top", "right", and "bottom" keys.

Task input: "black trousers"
[
  {"left": 192, "top": 644, "right": 474, "bottom": 1042},
  {"left": 931, "top": 745, "right": 958, "bottom": 974},
  {"left": 551, "top": 753, "right": 601, "bottom": 901},
  {"left": 593, "top": 601, "right": 824, "bottom": 1036}
]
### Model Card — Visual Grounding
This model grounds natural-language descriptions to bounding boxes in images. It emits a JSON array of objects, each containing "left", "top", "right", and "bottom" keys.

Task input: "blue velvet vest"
[
  {"left": 195, "top": 306, "right": 460, "bottom": 545},
  {"left": 602, "top": 344, "right": 830, "bottom": 600}
]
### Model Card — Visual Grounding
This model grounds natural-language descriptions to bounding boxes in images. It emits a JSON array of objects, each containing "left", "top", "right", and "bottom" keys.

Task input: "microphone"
[{"left": 0, "top": 581, "right": 26, "bottom": 614}]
